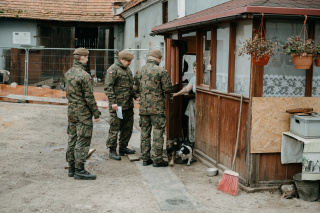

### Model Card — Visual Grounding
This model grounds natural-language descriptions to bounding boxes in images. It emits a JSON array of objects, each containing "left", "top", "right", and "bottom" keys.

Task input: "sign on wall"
[{"left": 13, "top": 32, "right": 31, "bottom": 45}]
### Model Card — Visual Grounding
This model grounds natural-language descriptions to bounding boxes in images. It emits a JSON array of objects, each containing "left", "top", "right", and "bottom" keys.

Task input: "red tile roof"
[
  {"left": 152, "top": 0, "right": 320, "bottom": 34},
  {"left": 0, "top": 0, "right": 125, "bottom": 22},
  {"left": 122, "top": 0, "right": 146, "bottom": 13}
]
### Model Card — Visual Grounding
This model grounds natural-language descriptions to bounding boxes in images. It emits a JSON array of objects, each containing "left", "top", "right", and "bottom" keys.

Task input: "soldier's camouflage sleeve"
[
  {"left": 82, "top": 75, "right": 101, "bottom": 119},
  {"left": 104, "top": 67, "right": 117, "bottom": 106},
  {"left": 161, "top": 69, "right": 172, "bottom": 93},
  {"left": 133, "top": 71, "right": 141, "bottom": 99}
]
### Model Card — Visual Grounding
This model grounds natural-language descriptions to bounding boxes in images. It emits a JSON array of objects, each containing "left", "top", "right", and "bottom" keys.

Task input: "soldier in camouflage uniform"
[
  {"left": 104, "top": 50, "right": 139, "bottom": 160},
  {"left": 65, "top": 48, "right": 101, "bottom": 180},
  {"left": 134, "top": 50, "right": 172, "bottom": 167}
]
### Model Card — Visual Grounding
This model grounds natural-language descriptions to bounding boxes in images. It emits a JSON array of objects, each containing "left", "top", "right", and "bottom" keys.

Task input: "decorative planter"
[
  {"left": 251, "top": 54, "right": 270, "bottom": 66},
  {"left": 292, "top": 55, "right": 313, "bottom": 69},
  {"left": 315, "top": 55, "right": 320, "bottom": 67}
]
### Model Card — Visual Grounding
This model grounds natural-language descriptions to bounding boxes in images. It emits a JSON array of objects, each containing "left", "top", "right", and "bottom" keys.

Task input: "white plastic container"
[
  {"left": 206, "top": 168, "right": 218, "bottom": 177},
  {"left": 290, "top": 114, "right": 320, "bottom": 138}
]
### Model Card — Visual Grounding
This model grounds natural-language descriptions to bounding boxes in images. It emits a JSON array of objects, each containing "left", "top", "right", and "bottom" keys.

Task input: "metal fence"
[{"left": 0, "top": 47, "right": 148, "bottom": 101}]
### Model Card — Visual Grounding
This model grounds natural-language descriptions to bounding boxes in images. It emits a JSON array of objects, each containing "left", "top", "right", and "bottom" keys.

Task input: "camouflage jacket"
[
  {"left": 134, "top": 59, "right": 172, "bottom": 115},
  {"left": 104, "top": 60, "right": 138, "bottom": 113},
  {"left": 65, "top": 61, "right": 100, "bottom": 125}
]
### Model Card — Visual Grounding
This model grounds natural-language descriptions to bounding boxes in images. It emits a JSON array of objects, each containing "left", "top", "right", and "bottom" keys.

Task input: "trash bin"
[{"left": 293, "top": 173, "right": 319, "bottom": 202}]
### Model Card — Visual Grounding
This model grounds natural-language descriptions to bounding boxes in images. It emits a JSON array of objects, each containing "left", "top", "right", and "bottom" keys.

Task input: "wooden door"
[{"left": 165, "top": 38, "right": 182, "bottom": 140}]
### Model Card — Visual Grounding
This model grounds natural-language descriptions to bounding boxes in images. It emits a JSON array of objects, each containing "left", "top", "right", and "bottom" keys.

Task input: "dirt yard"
[{"left": 0, "top": 101, "right": 319, "bottom": 213}]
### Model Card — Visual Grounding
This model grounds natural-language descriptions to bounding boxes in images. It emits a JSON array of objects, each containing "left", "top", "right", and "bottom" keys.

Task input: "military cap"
[
  {"left": 73, "top": 48, "right": 89, "bottom": 56},
  {"left": 118, "top": 50, "right": 134, "bottom": 60},
  {"left": 149, "top": 50, "right": 162, "bottom": 59}
]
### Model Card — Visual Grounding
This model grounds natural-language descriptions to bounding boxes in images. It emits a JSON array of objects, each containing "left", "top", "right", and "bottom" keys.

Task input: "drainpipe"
[{"left": 24, "top": 48, "right": 29, "bottom": 96}]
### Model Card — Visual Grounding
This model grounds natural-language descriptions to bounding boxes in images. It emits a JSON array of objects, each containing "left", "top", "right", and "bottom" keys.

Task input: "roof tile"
[{"left": 0, "top": 0, "right": 125, "bottom": 22}]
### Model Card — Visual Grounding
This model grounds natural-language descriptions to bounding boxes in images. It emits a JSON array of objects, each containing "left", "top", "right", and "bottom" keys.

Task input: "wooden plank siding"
[
  {"left": 305, "top": 21, "right": 315, "bottom": 97},
  {"left": 195, "top": 90, "right": 249, "bottom": 180}
]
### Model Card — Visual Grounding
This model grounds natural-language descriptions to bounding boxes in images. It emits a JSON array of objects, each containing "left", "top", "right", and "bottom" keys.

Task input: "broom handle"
[{"left": 231, "top": 95, "right": 243, "bottom": 171}]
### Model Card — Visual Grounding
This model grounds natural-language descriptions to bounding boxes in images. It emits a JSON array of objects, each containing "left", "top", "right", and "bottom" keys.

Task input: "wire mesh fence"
[{"left": 0, "top": 47, "right": 149, "bottom": 102}]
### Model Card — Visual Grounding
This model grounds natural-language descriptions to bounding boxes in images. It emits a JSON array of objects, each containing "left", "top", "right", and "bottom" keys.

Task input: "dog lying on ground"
[
  {"left": 176, "top": 143, "right": 193, "bottom": 166},
  {"left": 166, "top": 138, "right": 182, "bottom": 166}
]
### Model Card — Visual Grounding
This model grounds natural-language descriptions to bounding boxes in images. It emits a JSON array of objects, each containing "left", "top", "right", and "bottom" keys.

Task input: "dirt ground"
[{"left": 0, "top": 101, "right": 319, "bottom": 213}]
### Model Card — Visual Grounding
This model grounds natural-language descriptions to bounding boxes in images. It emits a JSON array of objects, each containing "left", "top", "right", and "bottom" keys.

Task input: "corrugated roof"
[
  {"left": 0, "top": 0, "right": 125, "bottom": 22},
  {"left": 152, "top": 0, "right": 320, "bottom": 34}
]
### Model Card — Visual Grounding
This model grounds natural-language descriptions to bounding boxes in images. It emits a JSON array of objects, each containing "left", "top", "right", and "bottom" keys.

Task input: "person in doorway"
[
  {"left": 65, "top": 47, "right": 101, "bottom": 180},
  {"left": 134, "top": 50, "right": 172, "bottom": 167},
  {"left": 104, "top": 50, "right": 139, "bottom": 160},
  {"left": 172, "top": 61, "right": 196, "bottom": 144}
]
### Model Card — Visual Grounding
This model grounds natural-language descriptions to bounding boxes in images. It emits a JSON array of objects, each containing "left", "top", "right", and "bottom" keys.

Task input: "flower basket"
[
  {"left": 292, "top": 55, "right": 313, "bottom": 69},
  {"left": 237, "top": 14, "right": 278, "bottom": 66},
  {"left": 251, "top": 54, "right": 270, "bottom": 66},
  {"left": 315, "top": 55, "right": 320, "bottom": 67}
]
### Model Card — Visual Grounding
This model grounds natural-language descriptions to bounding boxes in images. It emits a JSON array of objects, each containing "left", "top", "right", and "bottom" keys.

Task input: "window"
[
  {"left": 313, "top": 23, "right": 320, "bottom": 97},
  {"left": 162, "top": 1, "right": 168, "bottom": 24},
  {"left": 216, "top": 24, "right": 230, "bottom": 92},
  {"left": 234, "top": 20, "right": 252, "bottom": 97},
  {"left": 264, "top": 20, "right": 306, "bottom": 97},
  {"left": 177, "top": 0, "right": 185, "bottom": 18},
  {"left": 135, "top": 13, "right": 138, "bottom": 37},
  {"left": 202, "top": 30, "right": 211, "bottom": 85}
]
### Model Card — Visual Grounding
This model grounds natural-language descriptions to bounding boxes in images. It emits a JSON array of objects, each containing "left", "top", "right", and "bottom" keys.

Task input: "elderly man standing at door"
[
  {"left": 134, "top": 50, "right": 172, "bottom": 167},
  {"left": 104, "top": 50, "right": 138, "bottom": 161}
]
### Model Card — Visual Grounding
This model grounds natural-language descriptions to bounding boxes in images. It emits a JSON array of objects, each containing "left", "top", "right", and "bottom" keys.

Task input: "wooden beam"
[
  {"left": 165, "top": 38, "right": 172, "bottom": 84},
  {"left": 210, "top": 27, "right": 217, "bottom": 90},
  {"left": 196, "top": 30, "right": 203, "bottom": 87},
  {"left": 305, "top": 21, "right": 315, "bottom": 97},
  {"left": 251, "top": 18, "right": 265, "bottom": 97}
]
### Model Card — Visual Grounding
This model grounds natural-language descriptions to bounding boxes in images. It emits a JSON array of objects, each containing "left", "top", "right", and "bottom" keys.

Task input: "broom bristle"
[{"left": 217, "top": 170, "right": 239, "bottom": 196}]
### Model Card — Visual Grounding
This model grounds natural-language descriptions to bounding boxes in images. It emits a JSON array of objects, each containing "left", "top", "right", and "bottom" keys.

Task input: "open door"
[{"left": 165, "top": 38, "right": 182, "bottom": 140}]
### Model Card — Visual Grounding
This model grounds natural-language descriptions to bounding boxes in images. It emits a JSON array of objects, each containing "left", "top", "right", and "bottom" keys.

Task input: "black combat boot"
[
  {"left": 109, "top": 148, "right": 121, "bottom": 160},
  {"left": 153, "top": 160, "right": 169, "bottom": 167},
  {"left": 74, "top": 164, "right": 96, "bottom": 180},
  {"left": 119, "top": 147, "right": 136, "bottom": 156},
  {"left": 68, "top": 165, "right": 75, "bottom": 177},
  {"left": 143, "top": 159, "right": 153, "bottom": 166}
]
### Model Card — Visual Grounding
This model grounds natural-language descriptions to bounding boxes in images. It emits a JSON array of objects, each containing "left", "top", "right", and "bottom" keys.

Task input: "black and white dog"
[
  {"left": 176, "top": 143, "right": 193, "bottom": 166},
  {"left": 166, "top": 138, "right": 182, "bottom": 166}
]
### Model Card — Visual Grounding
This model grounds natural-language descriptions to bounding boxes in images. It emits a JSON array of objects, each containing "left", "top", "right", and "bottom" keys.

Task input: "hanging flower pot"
[
  {"left": 315, "top": 55, "right": 320, "bottom": 67},
  {"left": 252, "top": 54, "right": 270, "bottom": 66},
  {"left": 292, "top": 55, "right": 313, "bottom": 69}
]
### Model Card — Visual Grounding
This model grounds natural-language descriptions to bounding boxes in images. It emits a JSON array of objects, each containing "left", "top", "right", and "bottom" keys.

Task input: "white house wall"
[
  {"left": 0, "top": 18, "right": 37, "bottom": 70},
  {"left": 185, "top": 0, "right": 231, "bottom": 16},
  {"left": 123, "top": 2, "right": 165, "bottom": 74}
]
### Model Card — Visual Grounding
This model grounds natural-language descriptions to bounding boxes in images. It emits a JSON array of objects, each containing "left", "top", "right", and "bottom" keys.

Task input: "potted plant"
[
  {"left": 282, "top": 36, "right": 314, "bottom": 69},
  {"left": 237, "top": 34, "right": 278, "bottom": 66},
  {"left": 314, "top": 41, "right": 320, "bottom": 67}
]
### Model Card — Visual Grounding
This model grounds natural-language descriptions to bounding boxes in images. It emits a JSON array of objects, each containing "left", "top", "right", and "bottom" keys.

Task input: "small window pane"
[
  {"left": 234, "top": 20, "right": 252, "bottom": 97},
  {"left": 264, "top": 20, "right": 306, "bottom": 97},
  {"left": 313, "top": 23, "right": 320, "bottom": 97},
  {"left": 216, "top": 24, "right": 230, "bottom": 92},
  {"left": 202, "top": 30, "right": 211, "bottom": 85}
]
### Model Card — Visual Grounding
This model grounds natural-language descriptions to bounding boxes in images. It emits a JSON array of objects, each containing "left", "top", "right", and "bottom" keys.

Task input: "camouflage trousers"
[
  {"left": 140, "top": 114, "right": 166, "bottom": 163},
  {"left": 106, "top": 109, "right": 133, "bottom": 149},
  {"left": 66, "top": 119, "right": 93, "bottom": 169}
]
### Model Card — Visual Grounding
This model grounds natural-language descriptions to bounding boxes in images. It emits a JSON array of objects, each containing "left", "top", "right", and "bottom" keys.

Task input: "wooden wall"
[
  {"left": 10, "top": 49, "right": 42, "bottom": 84},
  {"left": 195, "top": 90, "right": 249, "bottom": 181}
]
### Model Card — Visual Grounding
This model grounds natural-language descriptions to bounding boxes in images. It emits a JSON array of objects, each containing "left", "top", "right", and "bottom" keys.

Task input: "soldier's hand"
[
  {"left": 112, "top": 104, "right": 118, "bottom": 111},
  {"left": 94, "top": 118, "right": 100, "bottom": 122}
]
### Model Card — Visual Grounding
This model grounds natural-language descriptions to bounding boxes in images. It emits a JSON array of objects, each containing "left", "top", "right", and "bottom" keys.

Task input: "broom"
[{"left": 217, "top": 95, "right": 243, "bottom": 196}]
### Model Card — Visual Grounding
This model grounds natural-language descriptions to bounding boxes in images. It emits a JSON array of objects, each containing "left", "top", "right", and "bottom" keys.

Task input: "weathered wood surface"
[{"left": 251, "top": 97, "right": 320, "bottom": 153}]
